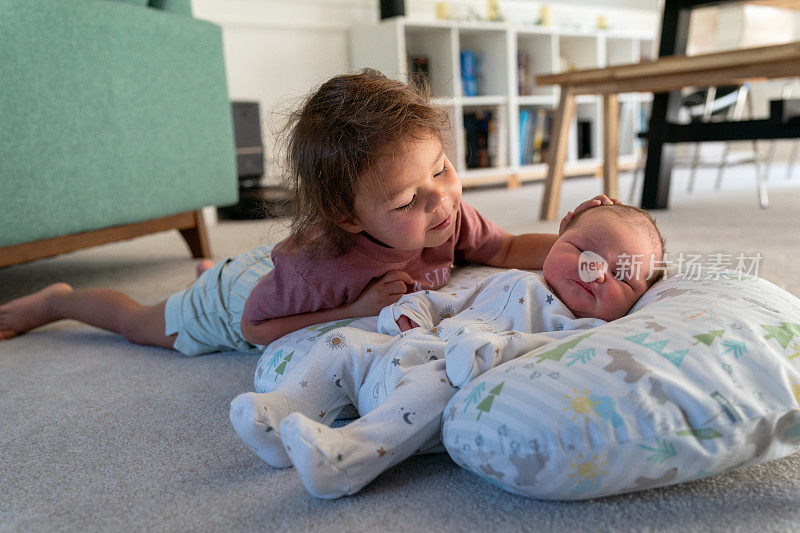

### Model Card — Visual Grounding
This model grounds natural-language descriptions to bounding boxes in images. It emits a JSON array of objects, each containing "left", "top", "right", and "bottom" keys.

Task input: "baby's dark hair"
[
  {"left": 567, "top": 204, "right": 667, "bottom": 287},
  {"left": 280, "top": 68, "right": 451, "bottom": 254}
]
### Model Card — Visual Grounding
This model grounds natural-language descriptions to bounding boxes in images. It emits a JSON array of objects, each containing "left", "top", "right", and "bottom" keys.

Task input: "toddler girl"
[{"left": 0, "top": 69, "right": 609, "bottom": 355}]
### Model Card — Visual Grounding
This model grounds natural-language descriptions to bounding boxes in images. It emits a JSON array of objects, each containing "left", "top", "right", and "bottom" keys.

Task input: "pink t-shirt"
[{"left": 242, "top": 202, "right": 506, "bottom": 324}]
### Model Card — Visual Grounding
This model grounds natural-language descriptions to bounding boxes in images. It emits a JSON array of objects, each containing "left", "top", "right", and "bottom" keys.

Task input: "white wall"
[
  {"left": 192, "top": 0, "right": 375, "bottom": 182},
  {"left": 193, "top": 0, "right": 661, "bottom": 184}
]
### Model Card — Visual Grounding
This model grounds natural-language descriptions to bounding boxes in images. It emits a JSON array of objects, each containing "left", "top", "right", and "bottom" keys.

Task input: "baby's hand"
[
  {"left": 559, "top": 194, "right": 622, "bottom": 234},
  {"left": 351, "top": 270, "right": 414, "bottom": 317},
  {"left": 396, "top": 315, "right": 420, "bottom": 332}
]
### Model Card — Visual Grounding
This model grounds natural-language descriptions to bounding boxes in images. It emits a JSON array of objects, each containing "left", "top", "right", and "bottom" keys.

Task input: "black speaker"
[
  {"left": 220, "top": 101, "right": 293, "bottom": 219},
  {"left": 231, "top": 101, "right": 263, "bottom": 178},
  {"left": 380, "top": 0, "right": 404, "bottom": 19},
  {"left": 236, "top": 152, "right": 263, "bottom": 180}
]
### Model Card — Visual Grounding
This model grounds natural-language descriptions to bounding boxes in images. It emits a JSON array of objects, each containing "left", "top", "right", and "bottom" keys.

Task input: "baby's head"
[
  {"left": 283, "top": 69, "right": 458, "bottom": 253},
  {"left": 543, "top": 204, "right": 666, "bottom": 321}
]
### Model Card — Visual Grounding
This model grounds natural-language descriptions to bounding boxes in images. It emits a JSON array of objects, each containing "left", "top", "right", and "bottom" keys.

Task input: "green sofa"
[{"left": 0, "top": 0, "right": 238, "bottom": 267}]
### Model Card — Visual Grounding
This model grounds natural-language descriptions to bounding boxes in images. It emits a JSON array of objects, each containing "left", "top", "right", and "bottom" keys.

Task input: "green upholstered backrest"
[{"left": 0, "top": 0, "right": 237, "bottom": 247}]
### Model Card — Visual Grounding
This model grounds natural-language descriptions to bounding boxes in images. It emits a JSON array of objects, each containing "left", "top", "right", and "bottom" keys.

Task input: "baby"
[{"left": 230, "top": 203, "right": 665, "bottom": 498}]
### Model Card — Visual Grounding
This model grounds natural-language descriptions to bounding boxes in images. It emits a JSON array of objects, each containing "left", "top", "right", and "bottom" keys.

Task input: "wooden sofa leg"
[{"left": 179, "top": 210, "right": 211, "bottom": 259}]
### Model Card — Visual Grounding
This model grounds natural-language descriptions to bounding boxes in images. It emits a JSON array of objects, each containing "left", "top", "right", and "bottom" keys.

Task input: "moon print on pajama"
[{"left": 230, "top": 270, "right": 605, "bottom": 498}]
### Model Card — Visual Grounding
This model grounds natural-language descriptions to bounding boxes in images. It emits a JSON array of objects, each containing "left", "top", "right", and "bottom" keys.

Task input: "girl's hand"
[
  {"left": 559, "top": 194, "right": 622, "bottom": 234},
  {"left": 351, "top": 270, "right": 414, "bottom": 317},
  {"left": 396, "top": 315, "right": 420, "bottom": 332}
]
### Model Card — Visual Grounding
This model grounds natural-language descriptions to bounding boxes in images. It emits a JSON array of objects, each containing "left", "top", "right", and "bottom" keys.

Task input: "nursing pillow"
[{"left": 442, "top": 271, "right": 800, "bottom": 499}]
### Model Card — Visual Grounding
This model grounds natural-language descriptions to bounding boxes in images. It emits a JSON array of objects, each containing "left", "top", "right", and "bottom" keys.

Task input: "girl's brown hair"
[{"left": 280, "top": 68, "right": 451, "bottom": 254}]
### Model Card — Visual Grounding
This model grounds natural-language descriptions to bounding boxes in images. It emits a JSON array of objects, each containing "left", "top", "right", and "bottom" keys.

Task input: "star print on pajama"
[{"left": 230, "top": 270, "right": 605, "bottom": 498}]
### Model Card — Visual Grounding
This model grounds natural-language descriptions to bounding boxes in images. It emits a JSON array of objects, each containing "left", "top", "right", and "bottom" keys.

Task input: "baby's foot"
[
  {"left": 196, "top": 259, "right": 215, "bottom": 278},
  {"left": 280, "top": 413, "right": 382, "bottom": 498},
  {"left": 0, "top": 283, "right": 73, "bottom": 340},
  {"left": 229, "top": 391, "right": 292, "bottom": 468}
]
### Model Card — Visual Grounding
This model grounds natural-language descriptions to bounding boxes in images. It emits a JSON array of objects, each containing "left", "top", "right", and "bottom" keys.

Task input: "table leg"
[
  {"left": 603, "top": 94, "right": 619, "bottom": 200},
  {"left": 641, "top": 0, "right": 691, "bottom": 209},
  {"left": 540, "top": 86, "right": 576, "bottom": 221},
  {"left": 641, "top": 92, "right": 679, "bottom": 210}
]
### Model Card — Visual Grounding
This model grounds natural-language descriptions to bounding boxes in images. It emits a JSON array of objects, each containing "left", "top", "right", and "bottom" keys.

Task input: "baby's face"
[
  {"left": 543, "top": 209, "right": 658, "bottom": 321},
  {"left": 344, "top": 133, "right": 463, "bottom": 250}
]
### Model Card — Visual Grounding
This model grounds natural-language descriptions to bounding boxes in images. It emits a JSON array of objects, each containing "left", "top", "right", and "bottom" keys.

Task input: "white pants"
[{"left": 271, "top": 326, "right": 456, "bottom": 457}]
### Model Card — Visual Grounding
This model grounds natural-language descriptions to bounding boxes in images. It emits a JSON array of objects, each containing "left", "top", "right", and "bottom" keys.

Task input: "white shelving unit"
[{"left": 351, "top": 18, "right": 656, "bottom": 188}]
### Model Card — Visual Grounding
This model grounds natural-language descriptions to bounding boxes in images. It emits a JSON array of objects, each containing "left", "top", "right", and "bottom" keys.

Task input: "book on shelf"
[
  {"left": 519, "top": 109, "right": 531, "bottom": 165},
  {"left": 408, "top": 55, "right": 431, "bottom": 91},
  {"left": 532, "top": 108, "right": 550, "bottom": 164},
  {"left": 490, "top": 107, "right": 507, "bottom": 169},
  {"left": 517, "top": 51, "right": 531, "bottom": 96},
  {"left": 460, "top": 50, "right": 479, "bottom": 97},
  {"left": 463, "top": 110, "right": 489, "bottom": 168},
  {"left": 518, "top": 107, "right": 552, "bottom": 166},
  {"left": 464, "top": 109, "right": 505, "bottom": 169}
]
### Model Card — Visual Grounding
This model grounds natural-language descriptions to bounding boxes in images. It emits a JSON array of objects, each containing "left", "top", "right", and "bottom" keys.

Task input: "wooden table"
[{"left": 535, "top": 41, "right": 800, "bottom": 220}]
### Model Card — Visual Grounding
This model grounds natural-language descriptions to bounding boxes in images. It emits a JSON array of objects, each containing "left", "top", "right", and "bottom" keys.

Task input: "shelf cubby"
[
  {"left": 458, "top": 27, "right": 509, "bottom": 97},
  {"left": 516, "top": 31, "right": 558, "bottom": 97},
  {"left": 574, "top": 101, "right": 602, "bottom": 161},
  {"left": 405, "top": 26, "right": 456, "bottom": 98},
  {"left": 640, "top": 39, "right": 657, "bottom": 62},
  {"left": 461, "top": 103, "right": 508, "bottom": 171},
  {"left": 559, "top": 33, "right": 600, "bottom": 71},
  {"left": 607, "top": 37, "right": 637, "bottom": 67}
]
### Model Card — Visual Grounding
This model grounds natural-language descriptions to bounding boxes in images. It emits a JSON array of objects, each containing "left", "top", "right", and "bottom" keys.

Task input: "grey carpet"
[{"left": 2, "top": 166, "right": 800, "bottom": 532}]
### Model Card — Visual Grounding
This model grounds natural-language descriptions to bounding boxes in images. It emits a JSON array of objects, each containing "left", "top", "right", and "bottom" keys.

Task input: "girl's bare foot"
[
  {"left": 0, "top": 283, "right": 73, "bottom": 340},
  {"left": 196, "top": 260, "right": 215, "bottom": 278}
]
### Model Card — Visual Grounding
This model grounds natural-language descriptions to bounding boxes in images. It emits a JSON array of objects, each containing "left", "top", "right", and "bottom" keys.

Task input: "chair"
[
  {"left": 763, "top": 79, "right": 800, "bottom": 182},
  {"left": 629, "top": 82, "right": 768, "bottom": 208}
]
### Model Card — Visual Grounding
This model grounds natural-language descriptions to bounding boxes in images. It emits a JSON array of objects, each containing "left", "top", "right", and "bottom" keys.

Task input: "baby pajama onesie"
[{"left": 230, "top": 270, "right": 604, "bottom": 498}]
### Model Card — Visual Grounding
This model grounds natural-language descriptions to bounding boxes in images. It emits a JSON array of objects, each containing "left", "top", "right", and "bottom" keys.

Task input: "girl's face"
[
  {"left": 543, "top": 210, "right": 656, "bottom": 321},
  {"left": 343, "top": 133, "right": 462, "bottom": 250}
]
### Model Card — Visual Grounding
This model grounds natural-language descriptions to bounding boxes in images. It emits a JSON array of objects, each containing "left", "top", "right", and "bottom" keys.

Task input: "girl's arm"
[
  {"left": 486, "top": 232, "right": 558, "bottom": 270},
  {"left": 241, "top": 302, "right": 363, "bottom": 347},
  {"left": 241, "top": 269, "right": 413, "bottom": 346},
  {"left": 485, "top": 195, "right": 621, "bottom": 270}
]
